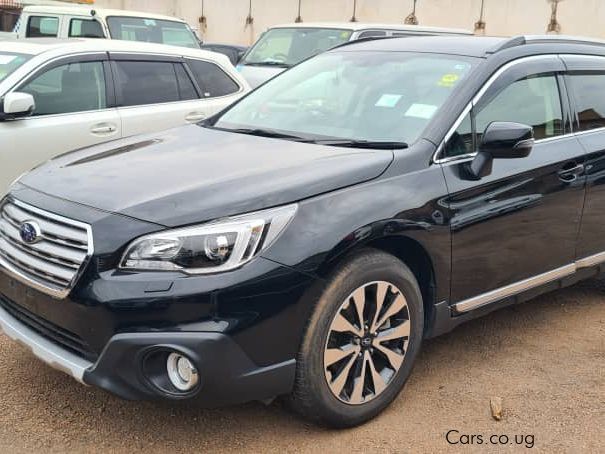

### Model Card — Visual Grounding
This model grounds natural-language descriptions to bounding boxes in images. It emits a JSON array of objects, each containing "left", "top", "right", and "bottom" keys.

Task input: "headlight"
[{"left": 120, "top": 204, "right": 297, "bottom": 274}]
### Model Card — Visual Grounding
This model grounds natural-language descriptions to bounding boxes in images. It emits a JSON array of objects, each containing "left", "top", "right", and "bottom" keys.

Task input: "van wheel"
[{"left": 289, "top": 249, "right": 424, "bottom": 428}]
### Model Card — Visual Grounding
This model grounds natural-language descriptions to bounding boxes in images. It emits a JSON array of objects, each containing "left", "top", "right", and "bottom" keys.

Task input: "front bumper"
[{"left": 0, "top": 300, "right": 296, "bottom": 405}]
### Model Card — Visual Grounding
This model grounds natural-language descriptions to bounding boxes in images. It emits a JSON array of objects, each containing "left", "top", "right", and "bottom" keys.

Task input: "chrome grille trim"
[{"left": 0, "top": 199, "right": 93, "bottom": 299}]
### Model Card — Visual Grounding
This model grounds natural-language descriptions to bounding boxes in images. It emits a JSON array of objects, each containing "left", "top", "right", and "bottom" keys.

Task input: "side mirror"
[
  {"left": 2, "top": 92, "right": 35, "bottom": 120},
  {"left": 466, "top": 121, "right": 534, "bottom": 179}
]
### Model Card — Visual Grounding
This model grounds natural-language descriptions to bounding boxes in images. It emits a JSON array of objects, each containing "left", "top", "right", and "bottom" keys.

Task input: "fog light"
[{"left": 166, "top": 352, "right": 199, "bottom": 391}]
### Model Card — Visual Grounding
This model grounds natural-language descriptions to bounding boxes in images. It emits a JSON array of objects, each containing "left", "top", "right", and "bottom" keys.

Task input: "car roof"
[
  {"left": 268, "top": 22, "right": 472, "bottom": 35},
  {"left": 22, "top": 5, "right": 187, "bottom": 23},
  {"left": 332, "top": 35, "right": 511, "bottom": 58},
  {"left": 0, "top": 38, "right": 227, "bottom": 62}
]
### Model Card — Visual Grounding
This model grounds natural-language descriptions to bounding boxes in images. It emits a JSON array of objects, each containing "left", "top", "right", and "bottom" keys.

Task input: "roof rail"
[{"left": 488, "top": 34, "right": 605, "bottom": 55}]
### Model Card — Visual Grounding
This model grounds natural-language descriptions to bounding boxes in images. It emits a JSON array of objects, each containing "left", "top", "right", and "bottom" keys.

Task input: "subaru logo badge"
[{"left": 19, "top": 221, "right": 41, "bottom": 244}]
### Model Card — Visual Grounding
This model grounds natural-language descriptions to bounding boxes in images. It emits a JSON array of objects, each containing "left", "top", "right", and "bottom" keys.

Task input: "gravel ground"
[{"left": 0, "top": 278, "right": 603, "bottom": 454}]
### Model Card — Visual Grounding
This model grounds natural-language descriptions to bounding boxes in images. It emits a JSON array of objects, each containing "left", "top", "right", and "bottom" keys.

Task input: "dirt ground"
[{"left": 0, "top": 278, "right": 603, "bottom": 454}]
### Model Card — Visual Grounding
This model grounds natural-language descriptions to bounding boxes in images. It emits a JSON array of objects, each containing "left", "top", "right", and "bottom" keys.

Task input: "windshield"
[
  {"left": 215, "top": 51, "right": 476, "bottom": 144},
  {"left": 0, "top": 53, "right": 30, "bottom": 83},
  {"left": 241, "top": 27, "right": 353, "bottom": 67},
  {"left": 107, "top": 17, "right": 199, "bottom": 49}
]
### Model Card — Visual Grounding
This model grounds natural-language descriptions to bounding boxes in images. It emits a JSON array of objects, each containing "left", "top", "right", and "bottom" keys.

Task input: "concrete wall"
[{"left": 93, "top": 0, "right": 605, "bottom": 45}]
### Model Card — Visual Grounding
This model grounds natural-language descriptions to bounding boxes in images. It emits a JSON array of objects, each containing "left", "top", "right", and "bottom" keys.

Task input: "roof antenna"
[
  {"left": 246, "top": 0, "right": 254, "bottom": 25},
  {"left": 474, "top": 0, "right": 486, "bottom": 35},
  {"left": 350, "top": 0, "right": 357, "bottom": 22},
  {"left": 295, "top": 0, "right": 303, "bottom": 23},
  {"left": 547, "top": 0, "right": 562, "bottom": 34},
  {"left": 404, "top": 0, "right": 419, "bottom": 25},
  {"left": 198, "top": 0, "right": 207, "bottom": 31}
]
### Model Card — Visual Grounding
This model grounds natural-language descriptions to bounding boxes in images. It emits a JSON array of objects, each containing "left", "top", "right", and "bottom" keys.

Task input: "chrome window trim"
[
  {"left": 432, "top": 54, "right": 565, "bottom": 165},
  {"left": 0, "top": 199, "right": 94, "bottom": 299},
  {"left": 452, "top": 250, "right": 605, "bottom": 314}
]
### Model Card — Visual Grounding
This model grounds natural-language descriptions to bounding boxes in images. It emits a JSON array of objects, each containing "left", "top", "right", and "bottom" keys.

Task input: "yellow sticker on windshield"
[
  {"left": 438, "top": 73, "right": 460, "bottom": 87},
  {"left": 341, "top": 31, "right": 350, "bottom": 38}
]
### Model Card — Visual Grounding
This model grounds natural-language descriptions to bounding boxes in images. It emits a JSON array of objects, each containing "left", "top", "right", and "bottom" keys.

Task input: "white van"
[
  {"left": 1, "top": 5, "right": 201, "bottom": 49},
  {"left": 238, "top": 22, "right": 473, "bottom": 87},
  {"left": 0, "top": 39, "right": 249, "bottom": 195}
]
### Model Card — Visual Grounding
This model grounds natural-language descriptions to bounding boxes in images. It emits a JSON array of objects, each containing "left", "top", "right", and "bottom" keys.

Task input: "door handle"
[
  {"left": 91, "top": 123, "right": 118, "bottom": 135},
  {"left": 185, "top": 112, "right": 207, "bottom": 123},
  {"left": 558, "top": 162, "right": 585, "bottom": 182}
]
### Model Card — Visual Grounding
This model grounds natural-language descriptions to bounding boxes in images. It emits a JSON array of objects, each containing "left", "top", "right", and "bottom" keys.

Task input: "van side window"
[
  {"left": 114, "top": 61, "right": 181, "bottom": 106},
  {"left": 20, "top": 61, "right": 107, "bottom": 116},
  {"left": 27, "top": 16, "right": 59, "bottom": 38},
  {"left": 568, "top": 74, "right": 605, "bottom": 131},
  {"left": 185, "top": 59, "right": 240, "bottom": 97},
  {"left": 69, "top": 19, "right": 105, "bottom": 38}
]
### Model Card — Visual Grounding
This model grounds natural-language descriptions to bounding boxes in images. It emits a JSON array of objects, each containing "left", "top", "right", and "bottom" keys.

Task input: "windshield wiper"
[
  {"left": 242, "top": 61, "right": 290, "bottom": 68},
  {"left": 218, "top": 127, "right": 313, "bottom": 142},
  {"left": 312, "top": 140, "right": 409, "bottom": 149}
]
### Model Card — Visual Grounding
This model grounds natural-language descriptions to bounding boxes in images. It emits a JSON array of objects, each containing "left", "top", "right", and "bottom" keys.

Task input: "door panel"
[
  {"left": 0, "top": 109, "right": 121, "bottom": 195},
  {"left": 440, "top": 56, "right": 586, "bottom": 303},
  {"left": 560, "top": 56, "right": 605, "bottom": 260},
  {"left": 443, "top": 137, "right": 586, "bottom": 302}
]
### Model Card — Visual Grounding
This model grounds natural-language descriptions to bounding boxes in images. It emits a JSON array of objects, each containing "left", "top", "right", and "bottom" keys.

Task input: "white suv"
[{"left": 0, "top": 39, "right": 249, "bottom": 195}]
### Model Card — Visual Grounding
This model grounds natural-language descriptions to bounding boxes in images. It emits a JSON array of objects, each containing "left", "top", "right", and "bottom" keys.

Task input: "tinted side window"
[
  {"left": 444, "top": 113, "right": 473, "bottom": 157},
  {"left": 186, "top": 59, "right": 239, "bottom": 97},
  {"left": 114, "top": 61, "right": 180, "bottom": 106},
  {"left": 20, "top": 61, "right": 106, "bottom": 116},
  {"left": 358, "top": 30, "right": 387, "bottom": 39},
  {"left": 175, "top": 64, "right": 198, "bottom": 100},
  {"left": 444, "top": 75, "right": 563, "bottom": 157},
  {"left": 69, "top": 19, "right": 105, "bottom": 38},
  {"left": 27, "top": 16, "right": 58, "bottom": 38},
  {"left": 568, "top": 74, "right": 605, "bottom": 131},
  {"left": 476, "top": 75, "right": 563, "bottom": 142}
]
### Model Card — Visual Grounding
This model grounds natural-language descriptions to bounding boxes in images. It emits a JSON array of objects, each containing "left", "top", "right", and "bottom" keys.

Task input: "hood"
[
  {"left": 237, "top": 64, "right": 286, "bottom": 88},
  {"left": 20, "top": 125, "right": 393, "bottom": 227}
]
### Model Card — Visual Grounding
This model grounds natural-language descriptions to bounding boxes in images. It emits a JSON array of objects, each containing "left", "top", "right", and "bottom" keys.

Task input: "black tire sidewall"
[{"left": 295, "top": 249, "right": 424, "bottom": 427}]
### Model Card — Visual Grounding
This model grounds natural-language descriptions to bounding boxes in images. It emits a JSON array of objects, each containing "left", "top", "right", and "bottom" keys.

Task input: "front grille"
[
  {"left": 0, "top": 294, "right": 97, "bottom": 361},
  {"left": 0, "top": 199, "right": 93, "bottom": 298}
]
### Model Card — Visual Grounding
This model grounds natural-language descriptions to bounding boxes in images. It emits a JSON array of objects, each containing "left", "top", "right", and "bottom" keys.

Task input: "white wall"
[{"left": 94, "top": 0, "right": 605, "bottom": 45}]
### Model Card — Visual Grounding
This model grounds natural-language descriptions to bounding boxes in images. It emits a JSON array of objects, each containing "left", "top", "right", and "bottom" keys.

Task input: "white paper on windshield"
[
  {"left": 375, "top": 94, "right": 402, "bottom": 108},
  {"left": 404, "top": 103, "right": 438, "bottom": 119},
  {"left": 0, "top": 55, "right": 17, "bottom": 65}
]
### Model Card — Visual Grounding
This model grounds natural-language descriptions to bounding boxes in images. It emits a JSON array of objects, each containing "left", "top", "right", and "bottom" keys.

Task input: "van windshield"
[
  {"left": 215, "top": 51, "right": 477, "bottom": 145},
  {"left": 106, "top": 17, "right": 199, "bottom": 49},
  {"left": 241, "top": 27, "right": 353, "bottom": 67},
  {"left": 0, "top": 53, "right": 30, "bottom": 83}
]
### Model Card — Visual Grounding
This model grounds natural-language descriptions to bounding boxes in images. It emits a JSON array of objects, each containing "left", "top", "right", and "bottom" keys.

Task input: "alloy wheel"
[{"left": 323, "top": 281, "right": 411, "bottom": 405}]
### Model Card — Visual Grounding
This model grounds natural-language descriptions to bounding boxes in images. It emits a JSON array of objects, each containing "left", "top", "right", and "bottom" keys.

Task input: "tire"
[{"left": 289, "top": 248, "right": 424, "bottom": 428}]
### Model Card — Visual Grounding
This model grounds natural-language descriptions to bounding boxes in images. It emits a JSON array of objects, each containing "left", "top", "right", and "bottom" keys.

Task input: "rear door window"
[
  {"left": 568, "top": 74, "right": 605, "bottom": 131},
  {"left": 26, "top": 16, "right": 59, "bottom": 37},
  {"left": 113, "top": 60, "right": 181, "bottom": 106},
  {"left": 185, "top": 59, "right": 239, "bottom": 97}
]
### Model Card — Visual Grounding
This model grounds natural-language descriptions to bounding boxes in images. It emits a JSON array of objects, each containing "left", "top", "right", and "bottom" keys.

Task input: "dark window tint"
[
  {"left": 186, "top": 59, "right": 239, "bottom": 97},
  {"left": 569, "top": 74, "right": 605, "bottom": 131},
  {"left": 20, "top": 61, "right": 106, "bottom": 115},
  {"left": 476, "top": 75, "right": 563, "bottom": 141},
  {"left": 175, "top": 64, "right": 198, "bottom": 100},
  {"left": 114, "top": 61, "right": 180, "bottom": 106},
  {"left": 27, "top": 16, "right": 58, "bottom": 37},
  {"left": 69, "top": 19, "right": 104, "bottom": 38},
  {"left": 358, "top": 30, "right": 387, "bottom": 39},
  {"left": 444, "top": 113, "right": 473, "bottom": 157}
]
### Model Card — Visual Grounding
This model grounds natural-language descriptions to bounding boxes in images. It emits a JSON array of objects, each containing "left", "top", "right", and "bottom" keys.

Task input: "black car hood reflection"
[{"left": 20, "top": 125, "right": 394, "bottom": 227}]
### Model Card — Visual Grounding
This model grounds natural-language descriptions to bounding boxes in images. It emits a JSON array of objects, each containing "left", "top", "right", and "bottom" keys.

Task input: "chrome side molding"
[{"left": 452, "top": 251, "right": 605, "bottom": 314}]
